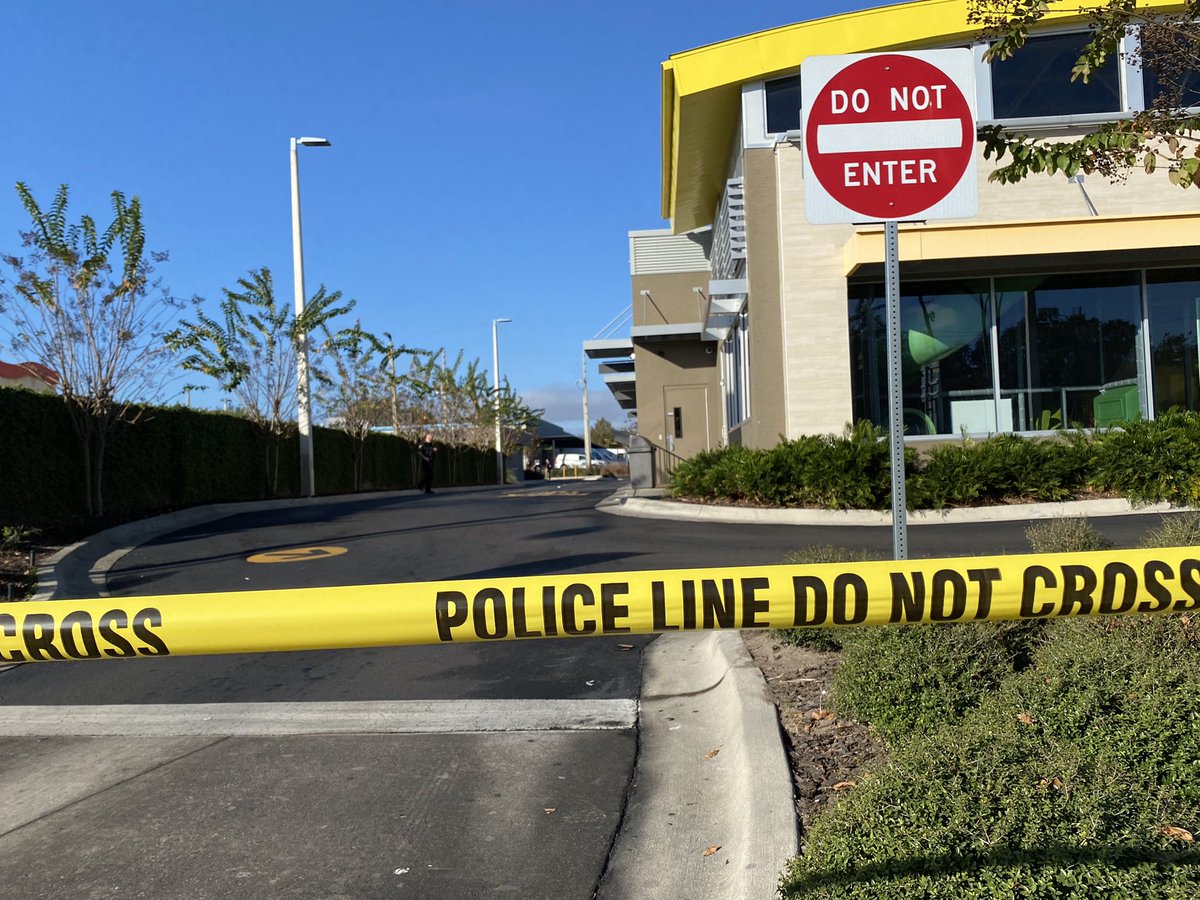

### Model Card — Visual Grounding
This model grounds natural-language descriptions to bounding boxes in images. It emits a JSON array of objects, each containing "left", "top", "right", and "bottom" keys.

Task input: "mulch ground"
[{"left": 742, "top": 631, "right": 886, "bottom": 834}]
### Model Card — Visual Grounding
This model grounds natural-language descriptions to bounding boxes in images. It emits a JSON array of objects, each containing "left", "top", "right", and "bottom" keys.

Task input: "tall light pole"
[
  {"left": 290, "top": 135, "right": 331, "bottom": 498},
  {"left": 581, "top": 347, "right": 591, "bottom": 473},
  {"left": 492, "top": 317, "right": 512, "bottom": 484}
]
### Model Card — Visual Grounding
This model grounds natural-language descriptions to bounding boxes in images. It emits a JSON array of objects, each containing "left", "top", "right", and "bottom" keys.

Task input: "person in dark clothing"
[{"left": 418, "top": 432, "right": 436, "bottom": 493}]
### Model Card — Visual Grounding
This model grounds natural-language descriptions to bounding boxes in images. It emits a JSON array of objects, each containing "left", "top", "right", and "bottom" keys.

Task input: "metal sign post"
[{"left": 883, "top": 221, "right": 907, "bottom": 559}]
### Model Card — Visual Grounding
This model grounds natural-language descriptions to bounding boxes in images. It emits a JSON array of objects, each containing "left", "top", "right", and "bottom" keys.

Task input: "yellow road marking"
[{"left": 247, "top": 546, "right": 349, "bottom": 564}]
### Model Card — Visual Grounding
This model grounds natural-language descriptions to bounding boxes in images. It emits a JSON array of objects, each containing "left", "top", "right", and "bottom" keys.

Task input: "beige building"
[{"left": 592, "top": 0, "right": 1200, "bottom": 458}]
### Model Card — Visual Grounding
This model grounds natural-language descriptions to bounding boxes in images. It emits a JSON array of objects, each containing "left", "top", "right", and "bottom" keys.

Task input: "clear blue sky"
[{"left": 1, "top": 0, "right": 905, "bottom": 436}]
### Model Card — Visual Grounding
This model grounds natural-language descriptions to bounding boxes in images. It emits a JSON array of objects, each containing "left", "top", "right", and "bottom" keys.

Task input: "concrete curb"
[
  {"left": 602, "top": 494, "right": 1189, "bottom": 526},
  {"left": 599, "top": 632, "right": 797, "bottom": 899}
]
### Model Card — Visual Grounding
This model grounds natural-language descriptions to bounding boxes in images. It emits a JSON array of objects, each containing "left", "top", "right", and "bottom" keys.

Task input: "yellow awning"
[
  {"left": 661, "top": 0, "right": 1188, "bottom": 232},
  {"left": 843, "top": 211, "right": 1200, "bottom": 277}
]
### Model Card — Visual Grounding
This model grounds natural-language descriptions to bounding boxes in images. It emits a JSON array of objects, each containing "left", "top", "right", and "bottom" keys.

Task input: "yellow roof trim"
[
  {"left": 662, "top": 0, "right": 1188, "bottom": 231},
  {"left": 842, "top": 211, "right": 1200, "bottom": 276}
]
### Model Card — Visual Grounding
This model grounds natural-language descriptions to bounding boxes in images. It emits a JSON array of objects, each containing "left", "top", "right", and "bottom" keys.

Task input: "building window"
[
  {"left": 991, "top": 31, "right": 1122, "bottom": 119},
  {"left": 765, "top": 74, "right": 801, "bottom": 134},
  {"left": 724, "top": 310, "right": 750, "bottom": 426},
  {"left": 996, "top": 272, "right": 1142, "bottom": 429},
  {"left": 849, "top": 280, "right": 993, "bottom": 435},
  {"left": 1146, "top": 268, "right": 1200, "bottom": 415},
  {"left": 849, "top": 270, "right": 1160, "bottom": 436},
  {"left": 1142, "top": 31, "right": 1200, "bottom": 109}
]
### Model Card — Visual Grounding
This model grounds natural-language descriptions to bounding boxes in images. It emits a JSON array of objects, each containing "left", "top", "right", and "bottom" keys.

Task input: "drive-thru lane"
[{"left": 0, "top": 481, "right": 1181, "bottom": 898}]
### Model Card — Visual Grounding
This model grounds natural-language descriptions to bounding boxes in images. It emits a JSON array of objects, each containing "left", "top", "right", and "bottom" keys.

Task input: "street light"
[
  {"left": 290, "top": 135, "right": 331, "bottom": 498},
  {"left": 492, "top": 317, "right": 512, "bottom": 484}
]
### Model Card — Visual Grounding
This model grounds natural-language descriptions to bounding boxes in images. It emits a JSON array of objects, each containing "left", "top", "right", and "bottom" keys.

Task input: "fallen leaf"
[
  {"left": 544, "top": 808, "right": 557, "bottom": 815},
  {"left": 702, "top": 845, "right": 721, "bottom": 858},
  {"left": 1017, "top": 712, "right": 1037, "bottom": 726},
  {"left": 810, "top": 708, "right": 833, "bottom": 721},
  {"left": 832, "top": 780, "right": 857, "bottom": 791},
  {"left": 703, "top": 748, "right": 721, "bottom": 760},
  {"left": 1159, "top": 826, "right": 1195, "bottom": 842}
]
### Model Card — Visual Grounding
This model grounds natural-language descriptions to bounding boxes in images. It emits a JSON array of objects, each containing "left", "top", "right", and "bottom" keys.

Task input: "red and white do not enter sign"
[{"left": 801, "top": 50, "right": 978, "bottom": 224}]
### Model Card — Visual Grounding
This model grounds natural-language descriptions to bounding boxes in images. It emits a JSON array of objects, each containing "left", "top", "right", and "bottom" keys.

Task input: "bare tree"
[
  {"left": 166, "top": 267, "right": 352, "bottom": 495},
  {"left": 0, "top": 183, "right": 180, "bottom": 516}
]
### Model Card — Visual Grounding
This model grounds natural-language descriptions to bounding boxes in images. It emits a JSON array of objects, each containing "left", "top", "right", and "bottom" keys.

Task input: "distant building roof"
[
  {"left": 0, "top": 360, "right": 60, "bottom": 388},
  {"left": 530, "top": 418, "right": 582, "bottom": 442}
]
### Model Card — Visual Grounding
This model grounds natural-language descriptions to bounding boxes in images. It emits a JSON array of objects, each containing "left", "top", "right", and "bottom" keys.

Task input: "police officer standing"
[{"left": 418, "top": 432, "right": 436, "bottom": 494}]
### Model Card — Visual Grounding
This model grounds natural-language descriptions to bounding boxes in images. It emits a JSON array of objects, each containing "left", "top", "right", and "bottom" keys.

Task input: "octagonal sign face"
[{"left": 801, "top": 50, "right": 978, "bottom": 224}]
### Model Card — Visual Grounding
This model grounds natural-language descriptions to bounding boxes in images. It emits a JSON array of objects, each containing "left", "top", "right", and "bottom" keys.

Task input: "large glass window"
[
  {"left": 849, "top": 271, "right": 1156, "bottom": 435},
  {"left": 991, "top": 32, "right": 1122, "bottom": 118},
  {"left": 1146, "top": 268, "right": 1200, "bottom": 415},
  {"left": 765, "top": 74, "right": 801, "bottom": 134},
  {"left": 995, "top": 272, "right": 1142, "bottom": 429},
  {"left": 849, "top": 279, "right": 994, "bottom": 435}
]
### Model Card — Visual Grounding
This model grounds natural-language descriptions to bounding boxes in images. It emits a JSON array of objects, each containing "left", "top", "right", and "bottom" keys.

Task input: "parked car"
[{"left": 554, "top": 450, "right": 612, "bottom": 469}]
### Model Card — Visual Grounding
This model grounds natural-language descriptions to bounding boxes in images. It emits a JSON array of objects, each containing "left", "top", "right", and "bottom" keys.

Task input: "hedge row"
[
  {"left": 779, "top": 516, "right": 1200, "bottom": 899},
  {"left": 671, "top": 410, "right": 1200, "bottom": 509},
  {"left": 0, "top": 387, "right": 490, "bottom": 527}
]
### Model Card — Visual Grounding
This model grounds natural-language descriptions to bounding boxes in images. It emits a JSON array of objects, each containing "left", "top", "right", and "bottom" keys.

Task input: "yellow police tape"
[{"left": 4, "top": 547, "right": 1198, "bottom": 662}]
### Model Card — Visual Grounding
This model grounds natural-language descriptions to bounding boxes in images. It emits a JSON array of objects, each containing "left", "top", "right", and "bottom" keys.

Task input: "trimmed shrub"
[
  {"left": 909, "top": 432, "right": 1094, "bottom": 509},
  {"left": 781, "top": 615, "right": 1200, "bottom": 899},
  {"left": 1091, "top": 409, "right": 1200, "bottom": 506},
  {"left": 670, "top": 443, "right": 765, "bottom": 501},
  {"left": 670, "top": 422, "right": 893, "bottom": 509},
  {"left": 0, "top": 387, "right": 491, "bottom": 528}
]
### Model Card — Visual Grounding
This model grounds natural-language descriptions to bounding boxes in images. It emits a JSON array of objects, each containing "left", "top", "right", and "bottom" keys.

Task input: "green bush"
[
  {"left": 670, "top": 443, "right": 766, "bottom": 501},
  {"left": 1140, "top": 512, "right": 1200, "bottom": 549},
  {"left": 1025, "top": 517, "right": 1115, "bottom": 554},
  {"left": 773, "top": 545, "right": 885, "bottom": 652},
  {"left": 1091, "top": 409, "right": 1200, "bottom": 506},
  {"left": 830, "top": 621, "right": 1041, "bottom": 743},
  {"left": 909, "top": 432, "right": 1093, "bottom": 509},
  {"left": 670, "top": 422, "right": 893, "bottom": 509},
  {"left": 782, "top": 615, "right": 1200, "bottom": 899}
]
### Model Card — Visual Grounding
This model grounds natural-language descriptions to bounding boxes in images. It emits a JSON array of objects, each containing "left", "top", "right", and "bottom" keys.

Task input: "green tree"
[
  {"left": 315, "top": 321, "right": 389, "bottom": 491},
  {"left": 166, "top": 267, "right": 353, "bottom": 495},
  {"left": 970, "top": 0, "right": 1200, "bottom": 186},
  {"left": 591, "top": 417, "right": 617, "bottom": 447},
  {"left": 0, "top": 183, "right": 180, "bottom": 516}
]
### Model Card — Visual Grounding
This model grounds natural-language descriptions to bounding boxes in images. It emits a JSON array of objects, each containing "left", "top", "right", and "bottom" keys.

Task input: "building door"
[{"left": 663, "top": 385, "right": 710, "bottom": 459}]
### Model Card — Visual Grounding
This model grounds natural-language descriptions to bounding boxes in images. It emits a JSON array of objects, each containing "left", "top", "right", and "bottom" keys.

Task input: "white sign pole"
[{"left": 883, "top": 221, "right": 907, "bottom": 560}]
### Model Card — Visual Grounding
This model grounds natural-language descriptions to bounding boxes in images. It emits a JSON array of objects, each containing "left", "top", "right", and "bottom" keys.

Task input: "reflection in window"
[
  {"left": 1142, "top": 33, "right": 1200, "bottom": 109},
  {"left": 991, "top": 32, "right": 1122, "bottom": 118},
  {"left": 1146, "top": 268, "right": 1200, "bottom": 414},
  {"left": 849, "top": 271, "right": 1157, "bottom": 435},
  {"left": 996, "top": 272, "right": 1141, "bottom": 429},
  {"left": 765, "top": 74, "right": 801, "bottom": 134},
  {"left": 849, "top": 280, "right": 993, "bottom": 435}
]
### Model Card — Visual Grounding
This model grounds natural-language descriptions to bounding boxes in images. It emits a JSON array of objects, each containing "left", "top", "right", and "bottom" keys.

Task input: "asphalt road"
[{"left": 0, "top": 481, "right": 1182, "bottom": 898}]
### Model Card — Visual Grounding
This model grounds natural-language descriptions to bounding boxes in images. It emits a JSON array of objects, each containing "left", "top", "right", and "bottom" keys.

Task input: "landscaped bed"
[
  {"left": 755, "top": 516, "right": 1200, "bottom": 899},
  {"left": 669, "top": 412, "right": 1200, "bottom": 511}
]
